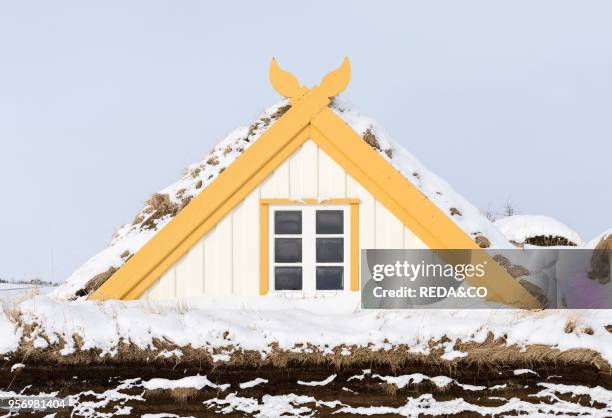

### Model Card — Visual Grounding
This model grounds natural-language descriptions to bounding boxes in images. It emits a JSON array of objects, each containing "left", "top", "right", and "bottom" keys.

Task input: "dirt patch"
[{"left": 0, "top": 359, "right": 609, "bottom": 417}]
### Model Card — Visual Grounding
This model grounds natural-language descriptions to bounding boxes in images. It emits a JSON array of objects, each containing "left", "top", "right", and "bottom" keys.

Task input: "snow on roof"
[
  {"left": 494, "top": 215, "right": 584, "bottom": 246},
  {"left": 54, "top": 99, "right": 511, "bottom": 299}
]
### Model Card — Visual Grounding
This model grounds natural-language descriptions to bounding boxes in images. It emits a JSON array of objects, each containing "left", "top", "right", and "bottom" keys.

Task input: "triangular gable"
[{"left": 91, "top": 59, "right": 539, "bottom": 308}]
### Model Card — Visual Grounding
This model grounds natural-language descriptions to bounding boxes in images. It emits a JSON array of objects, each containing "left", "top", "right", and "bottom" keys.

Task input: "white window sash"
[{"left": 268, "top": 204, "right": 350, "bottom": 294}]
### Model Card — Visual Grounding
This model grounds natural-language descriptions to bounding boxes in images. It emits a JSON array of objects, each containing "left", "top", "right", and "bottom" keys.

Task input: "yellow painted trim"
[
  {"left": 270, "top": 57, "right": 350, "bottom": 102},
  {"left": 259, "top": 198, "right": 360, "bottom": 295},
  {"left": 90, "top": 88, "right": 331, "bottom": 300},
  {"left": 310, "top": 108, "right": 539, "bottom": 308},
  {"left": 259, "top": 201, "right": 269, "bottom": 295},
  {"left": 350, "top": 202, "right": 359, "bottom": 291},
  {"left": 91, "top": 59, "right": 539, "bottom": 308},
  {"left": 260, "top": 198, "right": 360, "bottom": 205}
]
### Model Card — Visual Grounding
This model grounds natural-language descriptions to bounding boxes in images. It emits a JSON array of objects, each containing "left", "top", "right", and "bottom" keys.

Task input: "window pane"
[
  {"left": 316, "top": 266, "right": 343, "bottom": 290},
  {"left": 275, "top": 267, "right": 302, "bottom": 290},
  {"left": 316, "top": 238, "right": 344, "bottom": 262},
  {"left": 316, "top": 210, "right": 343, "bottom": 234},
  {"left": 275, "top": 211, "right": 302, "bottom": 234},
  {"left": 275, "top": 238, "right": 302, "bottom": 263}
]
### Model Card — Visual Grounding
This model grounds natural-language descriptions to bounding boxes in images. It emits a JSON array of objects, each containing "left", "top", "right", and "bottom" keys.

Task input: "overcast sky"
[{"left": 1, "top": 1, "right": 610, "bottom": 282}]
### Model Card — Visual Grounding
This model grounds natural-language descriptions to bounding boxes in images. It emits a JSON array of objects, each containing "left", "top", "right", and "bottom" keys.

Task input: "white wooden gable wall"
[{"left": 142, "top": 140, "right": 427, "bottom": 300}]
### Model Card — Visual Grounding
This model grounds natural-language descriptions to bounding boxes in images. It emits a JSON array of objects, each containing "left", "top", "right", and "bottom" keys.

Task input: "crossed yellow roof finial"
[{"left": 269, "top": 57, "right": 351, "bottom": 103}]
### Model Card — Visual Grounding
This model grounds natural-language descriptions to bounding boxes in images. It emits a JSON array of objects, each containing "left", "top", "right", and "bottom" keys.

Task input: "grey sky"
[{"left": 1, "top": 1, "right": 610, "bottom": 282}]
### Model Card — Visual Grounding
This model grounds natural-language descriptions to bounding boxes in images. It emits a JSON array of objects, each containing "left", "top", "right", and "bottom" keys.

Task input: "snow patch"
[
  {"left": 495, "top": 215, "right": 583, "bottom": 246},
  {"left": 514, "top": 368, "right": 539, "bottom": 376},
  {"left": 142, "top": 375, "right": 229, "bottom": 391},
  {"left": 239, "top": 378, "right": 268, "bottom": 389},
  {"left": 204, "top": 393, "right": 343, "bottom": 417},
  {"left": 297, "top": 374, "right": 336, "bottom": 387},
  {"left": 10, "top": 363, "right": 24, "bottom": 372},
  {"left": 4, "top": 295, "right": 612, "bottom": 366}
]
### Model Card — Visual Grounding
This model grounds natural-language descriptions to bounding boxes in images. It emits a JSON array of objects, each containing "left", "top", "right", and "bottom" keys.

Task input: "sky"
[{"left": 0, "top": 1, "right": 610, "bottom": 282}]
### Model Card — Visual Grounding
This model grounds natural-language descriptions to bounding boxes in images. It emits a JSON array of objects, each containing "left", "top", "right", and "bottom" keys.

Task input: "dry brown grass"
[
  {"left": 381, "top": 382, "right": 397, "bottom": 396},
  {"left": 362, "top": 129, "right": 381, "bottom": 151},
  {"left": 519, "top": 279, "right": 548, "bottom": 306},
  {"left": 8, "top": 329, "right": 611, "bottom": 374},
  {"left": 195, "top": 179, "right": 203, "bottom": 189},
  {"left": 1, "top": 301, "right": 21, "bottom": 324},
  {"left": 564, "top": 319, "right": 577, "bottom": 334},
  {"left": 271, "top": 104, "right": 291, "bottom": 119},
  {"left": 361, "top": 128, "right": 393, "bottom": 159},
  {"left": 474, "top": 234, "right": 491, "bottom": 249},
  {"left": 525, "top": 235, "right": 578, "bottom": 247},
  {"left": 145, "top": 388, "right": 200, "bottom": 403},
  {"left": 492, "top": 255, "right": 529, "bottom": 278},
  {"left": 246, "top": 122, "right": 260, "bottom": 139},
  {"left": 188, "top": 167, "right": 201, "bottom": 178},
  {"left": 449, "top": 207, "right": 462, "bottom": 216},
  {"left": 76, "top": 266, "right": 117, "bottom": 297},
  {"left": 140, "top": 193, "right": 180, "bottom": 230},
  {"left": 206, "top": 155, "right": 219, "bottom": 166}
]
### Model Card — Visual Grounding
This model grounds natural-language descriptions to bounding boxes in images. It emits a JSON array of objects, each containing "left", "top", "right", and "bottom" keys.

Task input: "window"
[
  {"left": 315, "top": 210, "right": 344, "bottom": 290},
  {"left": 273, "top": 211, "right": 302, "bottom": 290},
  {"left": 270, "top": 206, "right": 349, "bottom": 292}
]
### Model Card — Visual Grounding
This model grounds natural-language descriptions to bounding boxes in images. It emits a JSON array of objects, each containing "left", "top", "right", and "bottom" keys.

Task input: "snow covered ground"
[
  {"left": 0, "top": 283, "right": 55, "bottom": 304},
  {"left": 1, "top": 367, "right": 610, "bottom": 417},
  {"left": 1, "top": 294, "right": 611, "bottom": 365},
  {"left": 1, "top": 287, "right": 610, "bottom": 416}
]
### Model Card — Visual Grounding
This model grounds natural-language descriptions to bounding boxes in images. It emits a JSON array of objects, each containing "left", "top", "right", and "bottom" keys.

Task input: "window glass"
[
  {"left": 275, "top": 211, "right": 302, "bottom": 234},
  {"left": 275, "top": 238, "right": 302, "bottom": 263},
  {"left": 316, "top": 238, "right": 343, "bottom": 263},
  {"left": 316, "top": 210, "right": 343, "bottom": 234},
  {"left": 275, "top": 267, "right": 302, "bottom": 290},
  {"left": 316, "top": 266, "right": 343, "bottom": 290}
]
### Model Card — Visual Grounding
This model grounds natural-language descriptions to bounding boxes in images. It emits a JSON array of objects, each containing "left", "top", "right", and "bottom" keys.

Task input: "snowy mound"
[
  {"left": 585, "top": 228, "right": 612, "bottom": 249},
  {"left": 494, "top": 215, "right": 584, "bottom": 247},
  {"left": 54, "top": 99, "right": 511, "bottom": 299}
]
